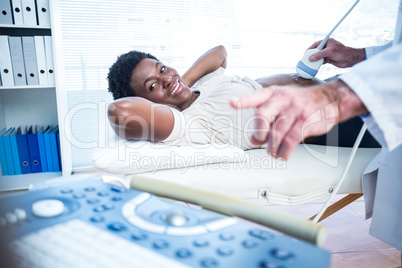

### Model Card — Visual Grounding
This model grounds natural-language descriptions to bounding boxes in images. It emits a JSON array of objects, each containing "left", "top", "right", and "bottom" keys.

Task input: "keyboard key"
[
  {"left": 176, "top": 248, "right": 192, "bottom": 258},
  {"left": 216, "top": 245, "right": 234, "bottom": 256},
  {"left": 107, "top": 222, "right": 127, "bottom": 232},
  {"left": 193, "top": 239, "right": 209, "bottom": 247},
  {"left": 200, "top": 257, "right": 219, "bottom": 268},
  {"left": 270, "top": 247, "right": 294, "bottom": 260},
  {"left": 153, "top": 239, "right": 169, "bottom": 249},
  {"left": 242, "top": 239, "right": 259, "bottom": 249},
  {"left": 259, "top": 259, "right": 283, "bottom": 268},
  {"left": 219, "top": 232, "right": 235, "bottom": 241},
  {"left": 249, "top": 228, "right": 273, "bottom": 240}
]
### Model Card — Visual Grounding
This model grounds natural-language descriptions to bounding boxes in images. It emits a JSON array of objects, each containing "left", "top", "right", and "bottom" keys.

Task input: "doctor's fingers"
[
  {"left": 230, "top": 86, "right": 278, "bottom": 109},
  {"left": 266, "top": 95, "right": 307, "bottom": 159},
  {"left": 307, "top": 39, "right": 323, "bottom": 50},
  {"left": 275, "top": 119, "right": 306, "bottom": 160},
  {"left": 267, "top": 113, "right": 300, "bottom": 159},
  {"left": 309, "top": 48, "right": 333, "bottom": 63},
  {"left": 249, "top": 93, "right": 294, "bottom": 146}
]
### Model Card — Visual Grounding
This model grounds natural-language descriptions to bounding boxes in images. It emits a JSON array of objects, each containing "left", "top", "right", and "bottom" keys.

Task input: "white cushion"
[{"left": 92, "top": 137, "right": 246, "bottom": 174}]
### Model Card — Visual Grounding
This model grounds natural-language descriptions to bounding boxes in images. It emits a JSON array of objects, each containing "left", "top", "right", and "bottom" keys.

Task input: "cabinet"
[{"left": 0, "top": 8, "right": 64, "bottom": 191}]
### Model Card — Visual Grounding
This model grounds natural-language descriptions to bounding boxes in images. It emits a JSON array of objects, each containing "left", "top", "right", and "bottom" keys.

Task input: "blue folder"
[
  {"left": 0, "top": 127, "right": 9, "bottom": 175},
  {"left": 43, "top": 126, "right": 54, "bottom": 172},
  {"left": 27, "top": 126, "right": 42, "bottom": 173},
  {"left": 9, "top": 128, "right": 22, "bottom": 175},
  {"left": 56, "top": 131, "right": 62, "bottom": 171},
  {"left": 49, "top": 126, "right": 60, "bottom": 172},
  {"left": 16, "top": 126, "right": 32, "bottom": 174},
  {"left": 3, "top": 127, "right": 15, "bottom": 175},
  {"left": 37, "top": 126, "right": 50, "bottom": 172}
]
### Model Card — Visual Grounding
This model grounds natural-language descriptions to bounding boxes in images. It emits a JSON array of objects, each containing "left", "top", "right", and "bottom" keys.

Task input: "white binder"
[
  {"left": 44, "top": 36, "right": 55, "bottom": 85},
  {"left": 0, "top": 0, "right": 13, "bottom": 24},
  {"left": 36, "top": 0, "right": 50, "bottom": 27},
  {"left": 0, "top": 36, "right": 15, "bottom": 87},
  {"left": 22, "top": 36, "right": 39, "bottom": 85},
  {"left": 8, "top": 36, "right": 26, "bottom": 86},
  {"left": 11, "top": 0, "right": 24, "bottom": 25},
  {"left": 34, "top": 36, "right": 47, "bottom": 85},
  {"left": 21, "top": 0, "right": 37, "bottom": 26}
]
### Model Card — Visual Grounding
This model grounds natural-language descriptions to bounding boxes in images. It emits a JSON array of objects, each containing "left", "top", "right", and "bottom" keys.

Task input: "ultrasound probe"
[{"left": 296, "top": 0, "right": 360, "bottom": 79}]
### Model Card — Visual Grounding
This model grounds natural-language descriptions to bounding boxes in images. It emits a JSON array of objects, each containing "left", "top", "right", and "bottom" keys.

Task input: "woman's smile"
[{"left": 170, "top": 80, "right": 183, "bottom": 96}]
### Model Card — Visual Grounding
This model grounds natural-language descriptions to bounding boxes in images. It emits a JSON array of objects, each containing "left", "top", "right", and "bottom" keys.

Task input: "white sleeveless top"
[{"left": 161, "top": 67, "right": 262, "bottom": 150}]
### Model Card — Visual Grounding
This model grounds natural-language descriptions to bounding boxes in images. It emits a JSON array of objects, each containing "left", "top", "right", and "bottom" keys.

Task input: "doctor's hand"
[
  {"left": 230, "top": 79, "right": 368, "bottom": 160},
  {"left": 308, "top": 38, "right": 366, "bottom": 68}
]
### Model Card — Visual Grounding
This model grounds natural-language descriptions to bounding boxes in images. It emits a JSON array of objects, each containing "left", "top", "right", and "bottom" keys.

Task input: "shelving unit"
[{"left": 0, "top": 21, "right": 62, "bottom": 191}]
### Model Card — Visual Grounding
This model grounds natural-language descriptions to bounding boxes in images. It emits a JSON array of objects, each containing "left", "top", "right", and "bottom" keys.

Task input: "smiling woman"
[
  {"left": 107, "top": 45, "right": 227, "bottom": 142},
  {"left": 106, "top": 45, "right": 322, "bottom": 149},
  {"left": 128, "top": 59, "right": 197, "bottom": 111}
]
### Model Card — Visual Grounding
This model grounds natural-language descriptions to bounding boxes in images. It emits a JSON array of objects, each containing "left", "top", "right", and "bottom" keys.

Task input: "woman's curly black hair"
[{"left": 107, "top": 50, "right": 159, "bottom": 100}]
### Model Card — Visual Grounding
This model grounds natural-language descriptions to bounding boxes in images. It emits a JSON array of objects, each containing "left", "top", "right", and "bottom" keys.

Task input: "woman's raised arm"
[
  {"left": 182, "top": 45, "right": 227, "bottom": 88},
  {"left": 108, "top": 97, "right": 175, "bottom": 141}
]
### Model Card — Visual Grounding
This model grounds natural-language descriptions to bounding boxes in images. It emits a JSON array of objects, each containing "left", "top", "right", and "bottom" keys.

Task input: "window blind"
[{"left": 51, "top": 0, "right": 397, "bottom": 172}]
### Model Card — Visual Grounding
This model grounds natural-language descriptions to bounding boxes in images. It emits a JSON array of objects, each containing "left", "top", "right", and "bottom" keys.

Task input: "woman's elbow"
[
  {"left": 107, "top": 100, "right": 145, "bottom": 141},
  {"left": 108, "top": 100, "right": 132, "bottom": 124},
  {"left": 217, "top": 45, "right": 227, "bottom": 68}
]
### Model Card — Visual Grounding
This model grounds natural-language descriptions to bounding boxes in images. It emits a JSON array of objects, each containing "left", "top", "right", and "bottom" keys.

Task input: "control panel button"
[
  {"left": 242, "top": 239, "right": 259, "bottom": 249},
  {"left": 200, "top": 257, "right": 219, "bottom": 268},
  {"left": 129, "top": 193, "right": 151, "bottom": 205},
  {"left": 84, "top": 186, "right": 96, "bottom": 192},
  {"left": 5, "top": 212, "right": 18, "bottom": 224},
  {"left": 14, "top": 208, "right": 27, "bottom": 220},
  {"left": 102, "top": 203, "right": 115, "bottom": 210},
  {"left": 122, "top": 203, "right": 136, "bottom": 218},
  {"left": 176, "top": 248, "right": 192, "bottom": 258},
  {"left": 249, "top": 228, "right": 273, "bottom": 240},
  {"left": 111, "top": 185, "right": 126, "bottom": 193},
  {"left": 32, "top": 199, "right": 64, "bottom": 218},
  {"left": 216, "top": 245, "right": 234, "bottom": 256},
  {"left": 97, "top": 191, "right": 109, "bottom": 197},
  {"left": 126, "top": 215, "right": 166, "bottom": 234},
  {"left": 219, "top": 232, "right": 234, "bottom": 241},
  {"left": 90, "top": 215, "right": 105, "bottom": 222},
  {"left": 131, "top": 230, "right": 148, "bottom": 240},
  {"left": 108, "top": 222, "right": 127, "bottom": 232},
  {"left": 166, "top": 225, "right": 207, "bottom": 236},
  {"left": 112, "top": 197, "right": 123, "bottom": 202},
  {"left": 259, "top": 259, "right": 283, "bottom": 268},
  {"left": 87, "top": 198, "right": 100, "bottom": 205},
  {"left": 205, "top": 218, "right": 237, "bottom": 232},
  {"left": 164, "top": 211, "right": 187, "bottom": 226},
  {"left": 193, "top": 239, "right": 209, "bottom": 247},
  {"left": 93, "top": 206, "right": 105, "bottom": 213},
  {"left": 271, "top": 247, "right": 294, "bottom": 260},
  {"left": 153, "top": 239, "right": 169, "bottom": 249},
  {"left": 60, "top": 188, "right": 73, "bottom": 194},
  {"left": 73, "top": 193, "right": 86, "bottom": 199}
]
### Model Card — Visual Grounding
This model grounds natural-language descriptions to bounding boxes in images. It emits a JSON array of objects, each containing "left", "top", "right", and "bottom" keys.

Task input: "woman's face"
[{"left": 130, "top": 58, "right": 192, "bottom": 108}]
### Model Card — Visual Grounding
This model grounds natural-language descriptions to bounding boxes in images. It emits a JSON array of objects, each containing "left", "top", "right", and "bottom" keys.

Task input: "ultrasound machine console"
[{"left": 0, "top": 177, "right": 330, "bottom": 268}]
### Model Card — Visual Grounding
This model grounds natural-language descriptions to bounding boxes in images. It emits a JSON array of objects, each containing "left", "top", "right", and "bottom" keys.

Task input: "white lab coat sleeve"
[
  {"left": 365, "top": 42, "right": 392, "bottom": 58},
  {"left": 339, "top": 42, "right": 402, "bottom": 151}
]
